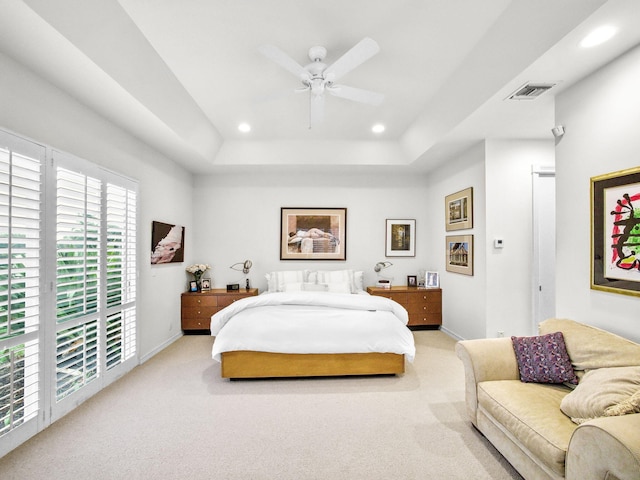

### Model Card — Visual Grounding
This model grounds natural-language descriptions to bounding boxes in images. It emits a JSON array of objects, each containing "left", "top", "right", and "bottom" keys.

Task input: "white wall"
[
  {"left": 485, "top": 139, "right": 555, "bottom": 338},
  {"left": 423, "top": 139, "right": 555, "bottom": 341},
  {"left": 0, "top": 52, "right": 194, "bottom": 360},
  {"left": 424, "top": 144, "right": 487, "bottom": 340},
  {"left": 192, "top": 168, "right": 430, "bottom": 290},
  {"left": 555, "top": 44, "right": 640, "bottom": 343}
]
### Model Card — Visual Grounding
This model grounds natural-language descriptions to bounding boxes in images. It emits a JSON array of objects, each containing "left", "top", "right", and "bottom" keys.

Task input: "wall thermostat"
[{"left": 494, "top": 238, "right": 504, "bottom": 248}]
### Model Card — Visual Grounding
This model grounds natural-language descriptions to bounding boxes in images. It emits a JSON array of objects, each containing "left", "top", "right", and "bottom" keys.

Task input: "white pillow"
[
  {"left": 560, "top": 366, "right": 640, "bottom": 424},
  {"left": 265, "top": 270, "right": 309, "bottom": 292},
  {"left": 326, "top": 282, "right": 352, "bottom": 294},
  {"left": 316, "top": 270, "right": 356, "bottom": 293},
  {"left": 283, "top": 282, "right": 303, "bottom": 292},
  {"left": 353, "top": 271, "right": 364, "bottom": 292},
  {"left": 302, "top": 283, "right": 328, "bottom": 292}
]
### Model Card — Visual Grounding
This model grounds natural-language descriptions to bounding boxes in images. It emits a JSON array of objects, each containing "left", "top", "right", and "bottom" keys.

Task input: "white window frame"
[{"left": 0, "top": 129, "right": 139, "bottom": 455}]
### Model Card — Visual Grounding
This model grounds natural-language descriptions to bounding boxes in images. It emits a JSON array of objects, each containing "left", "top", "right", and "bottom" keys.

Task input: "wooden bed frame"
[{"left": 220, "top": 351, "right": 405, "bottom": 379}]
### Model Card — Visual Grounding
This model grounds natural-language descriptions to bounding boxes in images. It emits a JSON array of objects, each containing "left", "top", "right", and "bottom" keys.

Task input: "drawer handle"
[
  {"left": 197, "top": 299, "right": 201, "bottom": 304},
  {"left": 197, "top": 310, "right": 201, "bottom": 315}
]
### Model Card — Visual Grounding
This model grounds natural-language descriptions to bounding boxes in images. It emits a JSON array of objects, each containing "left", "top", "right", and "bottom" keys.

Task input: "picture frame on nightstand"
[
  {"left": 189, "top": 281, "right": 198, "bottom": 292},
  {"left": 201, "top": 278, "right": 211, "bottom": 291},
  {"left": 407, "top": 275, "right": 417, "bottom": 287},
  {"left": 426, "top": 271, "right": 440, "bottom": 288}
]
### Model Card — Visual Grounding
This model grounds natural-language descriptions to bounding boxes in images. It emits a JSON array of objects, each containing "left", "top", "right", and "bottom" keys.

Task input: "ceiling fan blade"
[
  {"left": 323, "top": 37, "right": 380, "bottom": 82},
  {"left": 328, "top": 85, "right": 384, "bottom": 106},
  {"left": 258, "top": 44, "right": 309, "bottom": 80},
  {"left": 309, "top": 94, "right": 325, "bottom": 129}
]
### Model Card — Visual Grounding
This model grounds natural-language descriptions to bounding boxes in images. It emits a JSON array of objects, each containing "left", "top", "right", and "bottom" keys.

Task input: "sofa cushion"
[
  {"left": 539, "top": 319, "right": 640, "bottom": 371},
  {"left": 560, "top": 366, "right": 640, "bottom": 424},
  {"left": 478, "top": 380, "right": 576, "bottom": 477},
  {"left": 511, "top": 332, "right": 578, "bottom": 384}
]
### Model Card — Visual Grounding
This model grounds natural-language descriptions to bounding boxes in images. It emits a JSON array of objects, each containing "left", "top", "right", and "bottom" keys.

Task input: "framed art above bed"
[{"left": 281, "top": 207, "right": 346, "bottom": 260}]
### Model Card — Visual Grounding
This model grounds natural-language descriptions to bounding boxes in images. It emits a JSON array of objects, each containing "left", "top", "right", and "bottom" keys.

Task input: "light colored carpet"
[{"left": 0, "top": 331, "right": 522, "bottom": 479}]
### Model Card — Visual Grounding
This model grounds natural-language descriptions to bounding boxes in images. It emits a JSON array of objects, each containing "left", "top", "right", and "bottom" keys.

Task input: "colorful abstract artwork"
[{"left": 592, "top": 167, "right": 640, "bottom": 296}]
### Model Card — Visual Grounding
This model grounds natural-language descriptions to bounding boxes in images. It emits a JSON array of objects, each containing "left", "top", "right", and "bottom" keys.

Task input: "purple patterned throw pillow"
[{"left": 511, "top": 332, "right": 578, "bottom": 384}]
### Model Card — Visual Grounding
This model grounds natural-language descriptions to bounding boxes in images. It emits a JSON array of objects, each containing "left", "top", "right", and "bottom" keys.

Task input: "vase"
[{"left": 193, "top": 271, "right": 203, "bottom": 291}]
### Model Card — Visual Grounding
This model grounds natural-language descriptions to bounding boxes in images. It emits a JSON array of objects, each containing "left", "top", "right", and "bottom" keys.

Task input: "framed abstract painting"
[{"left": 591, "top": 166, "right": 640, "bottom": 296}]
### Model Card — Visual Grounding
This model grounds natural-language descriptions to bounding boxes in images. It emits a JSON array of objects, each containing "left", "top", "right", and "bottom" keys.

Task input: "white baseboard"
[
  {"left": 440, "top": 325, "right": 465, "bottom": 341},
  {"left": 140, "top": 331, "right": 183, "bottom": 364}
]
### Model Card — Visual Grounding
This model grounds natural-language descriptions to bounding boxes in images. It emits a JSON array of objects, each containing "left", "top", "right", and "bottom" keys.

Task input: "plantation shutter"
[
  {"left": 0, "top": 129, "right": 138, "bottom": 454},
  {"left": 0, "top": 136, "right": 44, "bottom": 448},
  {"left": 105, "top": 183, "right": 137, "bottom": 370},
  {"left": 55, "top": 167, "right": 101, "bottom": 401},
  {"left": 53, "top": 155, "right": 138, "bottom": 415}
]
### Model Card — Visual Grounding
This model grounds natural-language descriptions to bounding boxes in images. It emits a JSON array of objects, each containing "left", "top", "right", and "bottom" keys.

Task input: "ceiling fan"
[{"left": 258, "top": 37, "right": 384, "bottom": 128}]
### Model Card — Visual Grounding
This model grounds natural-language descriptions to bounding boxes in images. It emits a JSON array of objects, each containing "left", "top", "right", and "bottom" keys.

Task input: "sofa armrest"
[
  {"left": 455, "top": 338, "right": 520, "bottom": 426},
  {"left": 566, "top": 413, "right": 640, "bottom": 480}
]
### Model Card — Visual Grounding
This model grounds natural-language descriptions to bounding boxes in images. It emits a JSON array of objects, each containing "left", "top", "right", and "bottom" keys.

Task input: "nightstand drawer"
[
  {"left": 181, "top": 316, "right": 214, "bottom": 330},
  {"left": 408, "top": 312, "right": 441, "bottom": 326},
  {"left": 182, "top": 306, "right": 219, "bottom": 319},
  {"left": 182, "top": 295, "right": 218, "bottom": 307},
  {"left": 218, "top": 294, "right": 251, "bottom": 307},
  {"left": 406, "top": 290, "right": 441, "bottom": 305}
]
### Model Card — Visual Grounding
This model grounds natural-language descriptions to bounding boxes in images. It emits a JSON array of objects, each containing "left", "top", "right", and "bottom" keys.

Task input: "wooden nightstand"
[
  {"left": 366, "top": 286, "right": 442, "bottom": 328},
  {"left": 181, "top": 288, "right": 258, "bottom": 332}
]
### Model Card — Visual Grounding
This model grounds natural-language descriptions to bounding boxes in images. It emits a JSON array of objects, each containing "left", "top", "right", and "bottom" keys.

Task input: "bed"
[{"left": 210, "top": 272, "right": 415, "bottom": 379}]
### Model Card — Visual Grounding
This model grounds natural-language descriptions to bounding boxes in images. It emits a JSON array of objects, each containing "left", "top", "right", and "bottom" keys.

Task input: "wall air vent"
[{"left": 507, "top": 82, "right": 556, "bottom": 100}]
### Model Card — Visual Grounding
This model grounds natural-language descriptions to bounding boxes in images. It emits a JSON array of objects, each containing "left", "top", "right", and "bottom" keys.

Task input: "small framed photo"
[
  {"left": 445, "top": 187, "right": 473, "bottom": 231},
  {"left": 407, "top": 275, "right": 417, "bottom": 287},
  {"left": 189, "top": 281, "right": 198, "bottom": 292},
  {"left": 426, "top": 271, "right": 440, "bottom": 288},
  {"left": 385, "top": 219, "right": 416, "bottom": 257},
  {"left": 201, "top": 278, "right": 211, "bottom": 291},
  {"left": 446, "top": 234, "right": 474, "bottom": 276}
]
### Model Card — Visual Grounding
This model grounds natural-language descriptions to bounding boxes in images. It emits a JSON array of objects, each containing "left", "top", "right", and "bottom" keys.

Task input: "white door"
[{"left": 532, "top": 167, "right": 556, "bottom": 334}]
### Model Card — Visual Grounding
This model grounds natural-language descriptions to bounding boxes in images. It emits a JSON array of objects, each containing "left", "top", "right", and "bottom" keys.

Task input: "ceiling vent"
[{"left": 506, "top": 82, "right": 556, "bottom": 100}]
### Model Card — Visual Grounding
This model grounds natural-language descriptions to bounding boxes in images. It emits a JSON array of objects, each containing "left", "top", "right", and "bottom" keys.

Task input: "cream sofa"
[{"left": 456, "top": 319, "right": 640, "bottom": 480}]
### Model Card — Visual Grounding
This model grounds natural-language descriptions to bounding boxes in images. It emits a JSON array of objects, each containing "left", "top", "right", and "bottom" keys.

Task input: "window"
[{"left": 0, "top": 130, "right": 138, "bottom": 455}]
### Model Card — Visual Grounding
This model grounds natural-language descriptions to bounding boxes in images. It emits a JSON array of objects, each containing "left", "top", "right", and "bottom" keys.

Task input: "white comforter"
[{"left": 210, "top": 292, "right": 415, "bottom": 362}]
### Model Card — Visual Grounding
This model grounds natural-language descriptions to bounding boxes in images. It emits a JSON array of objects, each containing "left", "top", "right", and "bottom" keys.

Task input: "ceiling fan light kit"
[{"left": 259, "top": 37, "right": 385, "bottom": 128}]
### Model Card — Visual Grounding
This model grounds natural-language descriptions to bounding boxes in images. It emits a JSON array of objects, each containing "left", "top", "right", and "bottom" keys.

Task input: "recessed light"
[
  {"left": 238, "top": 123, "right": 251, "bottom": 133},
  {"left": 580, "top": 25, "right": 617, "bottom": 48},
  {"left": 372, "top": 124, "right": 385, "bottom": 134}
]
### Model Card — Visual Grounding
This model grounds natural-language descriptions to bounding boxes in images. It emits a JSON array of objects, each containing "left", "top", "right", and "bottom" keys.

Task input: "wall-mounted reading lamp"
[
  {"left": 230, "top": 260, "right": 252, "bottom": 274},
  {"left": 230, "top": 260, "right": 253, "bottom": 289},
  {"left": 374, "top": 261, "right": 393, "bottom": 273}
]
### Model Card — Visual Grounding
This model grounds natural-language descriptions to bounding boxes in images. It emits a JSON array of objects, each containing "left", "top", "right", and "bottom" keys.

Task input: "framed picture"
[
  {"left": 189, "top": 281, "right": 198, "bottom": 292},
  {"left": 407, "top": 275, "right": 417, "bottom": 287},
  {"left": 281, "top": 207, "right": 346, "bottom": 260},
  {"left": 591, "top": 166, "right": 640, "bottom": 297},
  {"left": 426, "top": 271, "right": 440, "bottom": 288},
  {"left": 151, "top": 221, "right": 185, "bottom": 264},
  {"left": 385, "top": 219, "right": 416, "bottom": 257},
  {"left": 445, "top": 187, "right": 473, "bottom": 231},
  {"left": 201, "top": 278, "right": 211, "bottom": 291},
  {"left": 446, "top": 234, "right": 474, "bottom": 276}
]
